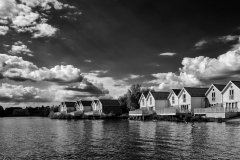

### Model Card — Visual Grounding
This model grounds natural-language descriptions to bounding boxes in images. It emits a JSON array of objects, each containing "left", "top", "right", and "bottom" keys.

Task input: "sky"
[{"left": 1, "top": 0, "right": 240, "bottom": 107}]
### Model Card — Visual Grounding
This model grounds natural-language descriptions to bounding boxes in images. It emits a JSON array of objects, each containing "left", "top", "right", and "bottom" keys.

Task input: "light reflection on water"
[{"left": 0, "top": 117, "right": 240, "bottom": 159}]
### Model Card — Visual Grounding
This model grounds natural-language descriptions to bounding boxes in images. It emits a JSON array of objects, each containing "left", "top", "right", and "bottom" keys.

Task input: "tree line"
[{"left": 0, "top": 105, "right": 60, "bottom": 117}]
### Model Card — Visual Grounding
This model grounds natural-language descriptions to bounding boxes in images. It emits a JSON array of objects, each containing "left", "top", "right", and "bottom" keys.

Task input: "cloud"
[
  {"left": 0, "top": 26, "right": 9, "bottom": 35},
  {"left": 147, "top": 47, "right": 240, "bottom": 90},
  {"left": 85, "top": 60, "right": 91, "bottom": 63},
  {"left": 8, "top": 41, "right": 33, "bottom": 56},
  {"left": 32, "top": 23, "right": 58, "bottom": 38},
  {"left": 159, "top": 52, "right": 176, "bottom": 56},
  {"left": 218, "top": 35, "right": 239, "bottom": 43},
  {"left": 0, "top": 54, "right": 83, "bottom": 83},
  {"left": 0, "top": 0, "right": 73, "bottom": 37},
  {"left": 123, "top": 74, "right": 143, "bottom": 81},
  {"left": 0, "top": 83, "right": 54, "bottom": 102},
  {"left": 195, "top": 40, "right": 207, "bottom": 48}
]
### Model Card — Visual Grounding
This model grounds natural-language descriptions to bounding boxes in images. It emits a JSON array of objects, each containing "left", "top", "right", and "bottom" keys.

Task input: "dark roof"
[
  {"left": 94, "top": 100, "right": 98, "bottom": 103},
  {"left": 184, "top": 87, "right": 209, "bottom": 97},
  {"left": 143, "top": 93, "right": 148, "bottom": 98},
  {"left": 64, "top": 102, "right": 76, "bottom": 107},
  {"left": 150, "top": 92, "right": 170, "bottom": 100},
  {"left": 172, "top": 89, "right": 181, "bottom": 96},
  {"left": 213, "top": 84, "right": 226, "bottom": 91},
  {"left": 231, "top": 81, "right": 240, "bottom": 89},
  {"left": 99, "top": 99, "right": 120, "bottom": 106},
  {"left": 81, "top": 100, "right": 92, "bottom": 106}
]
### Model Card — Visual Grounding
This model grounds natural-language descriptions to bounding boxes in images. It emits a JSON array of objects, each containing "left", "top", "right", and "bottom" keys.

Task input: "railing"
[
  {"left": 229, "top": 95, "right": 234, "bottom": 100},
  {"left": 129, "top": 109, "right": 154, "bottom": 115},
  {"left": 194, "top": 107, "right": 239, "bottom": 114},
  {"left": 156, "top": 108, "right": 178, "bottom": 115}
]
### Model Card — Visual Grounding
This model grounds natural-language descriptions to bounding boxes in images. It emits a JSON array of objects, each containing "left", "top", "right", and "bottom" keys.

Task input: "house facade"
[
  {"left": 222, "top": 81, "right": 240, "bottom": 111},
  {"left": 91, "top": 100, "right": 100, "bottom": 112},
  {"left": 178, "top": 87, "right": 208, "bottom": 112},
  {"left": 77, "top": 100, "right": 93, "bottom": 112},
  {"left": 146, "top": 91, "right": 170, "bottom": 111},
  {"left": 168, "top": 89, "right": 181, "bottom": 108},
  {"left": 139, "top": 93, "right": 148, "bottom": 109},
  {"left": 60, "top": 102, "right": 77, "bottom": 113},
  {"left": 205, "top": 84, "right": 225, "bottom": 107}
]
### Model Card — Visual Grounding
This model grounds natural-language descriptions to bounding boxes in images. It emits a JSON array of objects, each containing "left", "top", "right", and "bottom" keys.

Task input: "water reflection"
[{"left": 1, "top": 118, "right": 240, "bottom": 159}]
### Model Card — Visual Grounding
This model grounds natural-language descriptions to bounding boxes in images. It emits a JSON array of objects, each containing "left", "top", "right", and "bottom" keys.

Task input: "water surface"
[{"left": 0, "top": 117, "right": 240, "bottom": 159}]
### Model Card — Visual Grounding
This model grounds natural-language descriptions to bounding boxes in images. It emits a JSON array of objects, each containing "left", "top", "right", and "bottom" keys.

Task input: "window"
[
  {"left": 142, "top": 99, "right": 144, "bottom": 106},
  {"left": 212, "top": 92, "right": 216, "bottom": 102},
  {"left": 229, "top": 89, "right": 234, "bottom": 100},
  {"left": 150, "top": 97, "right": 152, "bottom": 105},
  {"left": 183, "top": 94, "right": 186, "bottom": 102}
]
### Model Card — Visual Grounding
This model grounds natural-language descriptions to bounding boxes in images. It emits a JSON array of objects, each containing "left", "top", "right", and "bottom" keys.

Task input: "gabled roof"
[
  {"left": 138, "top": 92, "right": 148, "bottom": 103},
  {"left": 63, "top": 102, "right": 76, "bottom": 107},
  {"left": 180, "top": 87, "right": 208, "bottom": 97},
  {"left": 98, "top": 99, "right": 120, "bottom": 106},
  {"left": 149, "top": 91, "right": 170, "bottom": 100},
  {"left": 81, "top": 100, "right": 92, "bottom": 106},
  {"left": 222, "top": 81, "right": 240, "bottom": 93},
  {"left": 205, "top": 84, "right": 226, "bottom": 96},
  {"left": 167, "top": 89, "right": 181, "bottom": 99},
  {"left": 94, "top": 100, "right": 98, "bottom": 103}
]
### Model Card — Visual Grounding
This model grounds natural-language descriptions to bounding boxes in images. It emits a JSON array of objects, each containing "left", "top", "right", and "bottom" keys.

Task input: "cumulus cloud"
[
  {"left": 0, "top": 83, "right": 54, "bottom": 102},
  {"left": 147, "top": 47, "right": 240, "bottom": 90},
  {"left": 33, "top": 23, "right": 58, "bottom": 38},
  {"left": 0, "top": 26, "right": 9, "bottom": 35},
  {"left": 0, "top": 0, "right": 74, "bottom": 37},
  {"left": 123, "top": 74, "right": 143, "bottom": 81},
  {"left": 84, "top": 60, "right": 91, "bottom": 63},
  {"left": 0, "top": 54, "right": 83, "bottom": 83},
  {"left": 8, "top": 41, "right": 33, "bottom": 56},
  {"left": 195, "top": 40, "right": 207, "bottom": 48},
  {"left": 159, "top": 52, "right": 176, "bottom": 56}
]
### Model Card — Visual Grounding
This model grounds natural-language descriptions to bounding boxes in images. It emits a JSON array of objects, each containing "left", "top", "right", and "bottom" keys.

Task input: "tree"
[{"left": 118, "top": 84, "right": 155, "bottom": 111}]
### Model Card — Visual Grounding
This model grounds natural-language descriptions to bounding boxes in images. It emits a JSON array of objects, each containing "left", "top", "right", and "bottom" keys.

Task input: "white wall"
[
  {"left": 155, "top": 100, "right": 169, "bottom": 110},
  {"left": 139, "top": 95, "right": 147, "bottom": 108},
  {"left": 206, "top": 86, "right": 222, "bottom": 106},
  {"left": 222, "top": 82, "right": 240, "bottom": 110},
  {"left": 178, "top": 89, "right": 191, "bottom": 109},
  {"left": 146, "top": 94, "right": 155, "bottom": 109},
  {"left": 169, "top": 92, "right": 179, "bottom": 107}
]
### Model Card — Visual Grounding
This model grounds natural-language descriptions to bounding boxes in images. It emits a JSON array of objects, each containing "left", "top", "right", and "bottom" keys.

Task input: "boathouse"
[
  {"left": 76, "top": 100, "right": 93, "bottom": 112},
  {"left": 96, "top": 99, "right": 122, "bottom": 115},
  {"left": 146, "top": 91, "right": 170, "bottom": 111},
  {"left": 60, "top": 101, "right": 77, "bottom": 113},
  {"left": 178, "top": 87, "right": 208, "bottom": 113},
  {"left": 139, "top": 92, "right": 148, "bottom": 109}
]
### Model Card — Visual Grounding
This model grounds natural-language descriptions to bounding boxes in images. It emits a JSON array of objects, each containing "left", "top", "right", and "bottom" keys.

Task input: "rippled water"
[{"left": 0, "top": 118, "right": 240, "bottom": 159}]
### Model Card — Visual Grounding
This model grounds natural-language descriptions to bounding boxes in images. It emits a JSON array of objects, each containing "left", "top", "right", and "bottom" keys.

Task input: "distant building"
[
  {"left": 138, "top": 92, "right": 148, "bottom": 109},
  {"left": 146, "top": 91, "right": 170, "bottom": 111},
  {"left": 96, "top": 99, "right": 122, "bottom": 115},
  {"left": 60, "top": 102, "right": 77, "bottom": 113},
  {"left": 178, "top": 87, "right": 208, "bottom": 113},
  {"left": 168, "top": 89, "right": 181, "bottom": 108},
  {"left": 76, "top": 100, "right": 93, "bottom": 112},
  {"left": 91, "top": 100, "right": 100, "bottom": 112},
  {"left": 205, "top": 84, "right": 225, "bottom": 107}
]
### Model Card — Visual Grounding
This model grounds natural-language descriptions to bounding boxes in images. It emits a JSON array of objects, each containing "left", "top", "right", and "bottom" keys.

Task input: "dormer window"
[
  {"left": 183, "top": 94, "right": 186, "bottom": 102},
  {"left": 172, "top": 96, "right": 175, "bottom": 104},
  {"left": 229, "top": 88, "right": 234, "bottom": 100},
  {"left": 212, "top": 92, "right": 215, "bottom": 102}
]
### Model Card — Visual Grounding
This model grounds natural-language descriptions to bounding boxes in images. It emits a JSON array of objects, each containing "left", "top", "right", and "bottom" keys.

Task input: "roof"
[
  {"left": 231, "top": 81, "right": 240, "bottom": 89},
  {"left": 63, "top": 102, "right": 76, "bottom": 107},
  {"left": 81, "top": 100, "right": 92, "bottom": 106},
  {"left": 213, "top": 84, "right": 226, "bottom": 92},
  {"left": 94, "top": 100, "right": 98, "bottom": 103},
  {"left": 172, "top": 89, "right": 181, "bottom": 96},
  {"left": 98, "top": 99, "right": 120, "bottom": 106},
  {"left": 150, "top": 92, "right": 170, "bottom": 100},
  {"left": 143, "top": 93, "right": 148, "bottom": 98},
  {"left": 183, "top": 87, "right": 209, "bottom": 97},
  {"left": 222, "top": 81, "right": 240, "bottom": 93},
  {"left": 138, "top": 92, "right": 149, "bottom": 103}
]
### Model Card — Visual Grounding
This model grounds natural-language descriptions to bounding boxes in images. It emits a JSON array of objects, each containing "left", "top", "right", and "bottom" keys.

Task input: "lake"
[{"left": 0, "top": 117, "right": 240, "bottom": 159}]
